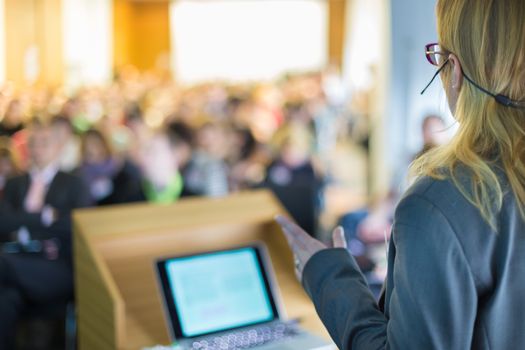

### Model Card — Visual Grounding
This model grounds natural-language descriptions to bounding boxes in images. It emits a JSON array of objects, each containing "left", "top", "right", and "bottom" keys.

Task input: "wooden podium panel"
[{"left": 73, "top": 190, "right": 331, "bottom": 350}]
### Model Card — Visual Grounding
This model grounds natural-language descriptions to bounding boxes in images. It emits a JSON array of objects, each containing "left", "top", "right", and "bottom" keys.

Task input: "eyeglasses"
[
  {"left": 425, "top": 43, "right": 448, "bottom": 67},
  {"left": 421, "top": 43, "right": 525, "bottom": 109},
  {"left": 420, "top": 43, "right": 450, "bottom": 95}
]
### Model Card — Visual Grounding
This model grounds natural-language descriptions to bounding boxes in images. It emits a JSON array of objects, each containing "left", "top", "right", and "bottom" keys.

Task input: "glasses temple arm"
[
  {"left": 461, "top": 69, "right": 525, "bottom": 109},
  {"left": 420, "top": 59, "right": 449, "bottom": 95}
]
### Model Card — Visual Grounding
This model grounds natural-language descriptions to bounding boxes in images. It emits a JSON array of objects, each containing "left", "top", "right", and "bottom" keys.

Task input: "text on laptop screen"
[{"left": 165, "top": 247, "right": 276, "bottom": 337}]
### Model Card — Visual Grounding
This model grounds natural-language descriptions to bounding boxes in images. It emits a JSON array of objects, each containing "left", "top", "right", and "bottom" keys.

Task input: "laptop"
[{"left": 155, "top": 244, "right": 334, "bottom": 350}]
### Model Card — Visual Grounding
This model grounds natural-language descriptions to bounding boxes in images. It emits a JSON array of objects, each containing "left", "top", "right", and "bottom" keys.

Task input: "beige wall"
[
  {"left": 5, "top": 0, "right": 64, "bottom": 87},
  {"left": 2, "top": 0, "right": 340, "bottom": 84}
]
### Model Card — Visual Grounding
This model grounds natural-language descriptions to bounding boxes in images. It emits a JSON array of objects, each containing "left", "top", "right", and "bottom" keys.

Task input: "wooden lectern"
[{"left": 73, "top": 190, "right": 331, "bottom": 350}]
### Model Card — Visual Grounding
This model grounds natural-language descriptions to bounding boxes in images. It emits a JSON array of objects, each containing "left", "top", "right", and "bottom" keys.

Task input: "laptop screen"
[{"left": 156, "top": 246, "right": 280, "bottom": 339}]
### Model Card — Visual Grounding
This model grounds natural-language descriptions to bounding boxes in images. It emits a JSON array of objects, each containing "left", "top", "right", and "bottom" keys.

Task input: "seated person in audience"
[
  {"left": 10, "top": 117, "right": 42, "bottom": 171},
  {"left": 0, "top": 141, "right": 19, "bottom": 200},
  {"left": 78, "top": 128, "right": 142, "bottom": 206},
  {"left": 266, "top": 123, "right": 319, "bottom": 188},
  {"left": 50, "top": 115, "right": 81, "bottom": 173},
  {"left": 183, "top": 122, "right": 230, "bottom": 197},
  {"left": 264, "top": 123, "right": 322, "bottom": 235},
  {"left": 167, "top": 121, "right": 198, "bottom": 197},
  {"left": 228, "top": 127, "right": 271, "bottom": 191},
  {"left": 0, "top": 124, "right": 90, "bottom": 348},
  {"left": 136, "top": 131, "right": 184, "bottom": 204},
  {"left": 414, "top": 114, "right": 448, "bottom": 159},
  {"left": 122, "top": 103, "right": 151, "bottom": 165}
]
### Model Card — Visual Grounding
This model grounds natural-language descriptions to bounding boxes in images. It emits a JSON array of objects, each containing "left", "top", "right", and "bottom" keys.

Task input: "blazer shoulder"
[
  {"left": 395, "top": 170, "right": 504, "bottom": 292},
  {"left": 394, "top": 173, "right": 493, "bottom": 245},
  {"left": 400, "top": 173, "right": 475, "bottom": 218}
]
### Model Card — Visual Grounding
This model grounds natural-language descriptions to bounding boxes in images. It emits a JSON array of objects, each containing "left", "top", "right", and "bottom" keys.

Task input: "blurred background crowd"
[
  {"left": 0, "top": 65, "right": 449, "bottom": 281},
  {"left": 0, "top": 67, "right": 363, "bottom": 233}
]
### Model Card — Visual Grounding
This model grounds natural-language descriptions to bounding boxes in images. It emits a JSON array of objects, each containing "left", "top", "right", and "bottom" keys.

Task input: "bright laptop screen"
[{"left": 159, "top": 246, "right": 278, "bottom": 338}]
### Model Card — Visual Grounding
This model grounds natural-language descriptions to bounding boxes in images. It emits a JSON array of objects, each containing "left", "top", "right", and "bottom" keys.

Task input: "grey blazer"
[{"left": 303, "top": 173, "right": 524, "bottom": 349}]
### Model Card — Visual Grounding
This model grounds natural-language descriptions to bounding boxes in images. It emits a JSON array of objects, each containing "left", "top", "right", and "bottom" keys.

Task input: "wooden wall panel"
[
  {"left": 4, "top": 0, "right": 34, "bottom": 86},
  {"left": 113, "top": 0, "right": 133, "bottom": 71},
  {"left": 328, "top": 0, "right": 347, "bottom": 69},
  {"left": 4, "top": 0, "right": 63, "bottom": 86},
  {"left": 36, "top": 0, "right": 64, "bottom": 86},
  {"left": 113, "top": 0, "right": 170, "bottom": 72},
  {"left": 130, "top": 1, "right": 170, "bottom": 71}
]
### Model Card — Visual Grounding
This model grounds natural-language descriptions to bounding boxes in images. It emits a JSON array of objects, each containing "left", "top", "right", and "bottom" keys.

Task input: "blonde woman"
[{"left": 276, "top": 0, "right": 525, "bottom": 348}]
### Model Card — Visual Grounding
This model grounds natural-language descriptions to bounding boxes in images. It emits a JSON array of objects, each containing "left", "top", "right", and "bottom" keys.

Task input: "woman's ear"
[
  {"left": 448, "top": 53, "right": 463, "bottom": 92},
  {"left": 443, "top": 53, "right": 463, "bottom": 115}
]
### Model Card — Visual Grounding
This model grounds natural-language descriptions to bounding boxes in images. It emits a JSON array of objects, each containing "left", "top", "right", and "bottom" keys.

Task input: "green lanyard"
[{"left": 143, "top": 173, "right": 183, "bottom": 204}]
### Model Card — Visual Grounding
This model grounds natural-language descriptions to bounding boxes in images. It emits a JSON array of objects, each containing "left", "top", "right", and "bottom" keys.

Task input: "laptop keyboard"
[{"left": 188, "top": 322, "right": 301, "bottom": 350}]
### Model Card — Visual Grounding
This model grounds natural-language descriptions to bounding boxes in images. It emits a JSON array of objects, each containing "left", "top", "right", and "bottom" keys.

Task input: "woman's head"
[
  {"left": 272, "top": 123, "right": 312, "bottom": 168},
  {"left": 3, "top": 99, "right": 24, "bottom": 125},
  {"left": 140, "top": 131, "right": 178, "bottom": 187},
  {"left": 413, "top": 0, "right": 525, "bottom": 226},
  {"left": 81, "top": 129, "right": 113, "bottom": 164},
  {"left": 437, "top": 0, "right": 525, "bottom": 117},
  {"left": 421, "top": 114, "right": 447, "bottom": 148}
]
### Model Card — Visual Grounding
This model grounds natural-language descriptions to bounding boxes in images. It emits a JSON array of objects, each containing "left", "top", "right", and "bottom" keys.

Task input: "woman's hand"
[{"left": 275, "top": 215, "right": 346, "bottom": 282}]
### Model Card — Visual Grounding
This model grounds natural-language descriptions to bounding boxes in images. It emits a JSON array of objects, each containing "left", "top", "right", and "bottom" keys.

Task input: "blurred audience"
[
  {"left": 0, "top": 70, "right": 356, "bottom": 232},
  {"left": 0, "top": 124, "right": 90, "bottom": 349}
]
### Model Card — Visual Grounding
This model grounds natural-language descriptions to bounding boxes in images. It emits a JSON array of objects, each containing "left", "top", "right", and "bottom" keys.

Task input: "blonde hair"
[{"left": 411, "top": 0, "right": 525, "bottom": 228}]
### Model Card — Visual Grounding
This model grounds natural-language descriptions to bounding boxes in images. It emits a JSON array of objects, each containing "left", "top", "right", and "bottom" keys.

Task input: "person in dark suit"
[
  {"left": 265, "top": 123, "right": 321, "bottom": 235},
  {"left": 276, "top": 0, "right": 525, "bottom": 349},
  {"left": 0, "top": 143, "right": 19, "bottom": 200},
  {"left": 0, "top": 124, "right": 90, "bottom": 349}
]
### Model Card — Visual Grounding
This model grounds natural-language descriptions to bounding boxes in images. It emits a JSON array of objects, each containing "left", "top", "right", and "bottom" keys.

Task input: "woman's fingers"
[
  {"left": 275, "top": 215, "right": 309, "bottom": 249},
  {"left": 332, "top": 226, "right": 347, "bottom": 249},
  {"left": 275, "top": 216, "right": 297, "bottom": 246},
  {"left": 275, "top": 215, "right": 332, "bottom": 282}
]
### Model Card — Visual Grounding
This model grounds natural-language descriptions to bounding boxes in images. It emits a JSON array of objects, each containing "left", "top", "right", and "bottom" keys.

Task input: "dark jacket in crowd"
[
  {"left": 0, "top": 171, "right": 90, "bottom": 348},
  {"left": 0, "top": 171, "right": 90, "bottom": 257},
  {"left": 96, "top": 160, "right": 143, "bottom": 206},
  {"left": 264, "top": 160, "right": 321, "bottom": 234},
  {"left": 303, "top": 169, "right": 525, "bottom": 349}
]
